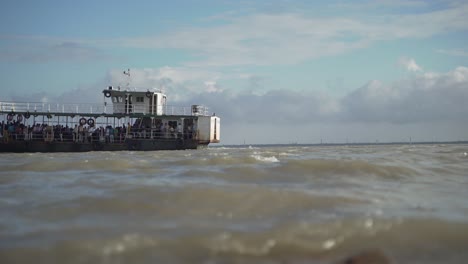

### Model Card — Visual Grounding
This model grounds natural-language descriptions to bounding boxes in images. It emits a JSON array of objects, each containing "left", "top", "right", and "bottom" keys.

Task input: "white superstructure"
[
  {"left": 102, "top": 85, "right": 220, "bottom": 145},
  {"left": 103, "top": 86, "right": 167, "bottom": 115}
]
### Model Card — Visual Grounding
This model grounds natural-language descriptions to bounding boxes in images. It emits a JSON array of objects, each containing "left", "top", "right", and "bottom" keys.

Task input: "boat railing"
[
  {"left": 0, "top": 101, "right": 108, "bottom": 114},
  {"left": 1, "top": 126, "right": 198, "bottom": 143},
  {"left": 165, "top": 105, "right": 210, "bottom": 116},
  {"left": 0, "top": 101, "right": 211, "bottom": 116}
]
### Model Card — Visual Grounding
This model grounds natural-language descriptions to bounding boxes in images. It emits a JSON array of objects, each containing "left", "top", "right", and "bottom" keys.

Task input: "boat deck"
[{"left": 0, "top": 101, "right": 211, "bottom": 117}]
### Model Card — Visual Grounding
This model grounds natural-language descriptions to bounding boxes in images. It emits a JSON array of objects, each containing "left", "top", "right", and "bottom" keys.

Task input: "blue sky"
[{"left": 1, "top": 0, "right": 468, "bottom": 144}]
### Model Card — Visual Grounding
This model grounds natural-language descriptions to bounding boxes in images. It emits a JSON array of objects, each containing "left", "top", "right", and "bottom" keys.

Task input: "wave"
[
  {"left": 274, "top": 159, "right": 418, "bottom": 179},
  {"left": 1, "top": 144, "right": 467, "bottom": 264},
  {"left": 2, "top": 218, "right": 467, "bottom": 264},
  {"left": 22, "top": 184, "right": 366, "bottom": 222},
  {"left": 0, "top": 154, "right": 162, "bottom": 174},
  {"left": 251, "top": 154, "right": 280, "bottom": 163},
  {"left": 0, "top": 146, "right": 451, "bottom": 180}
]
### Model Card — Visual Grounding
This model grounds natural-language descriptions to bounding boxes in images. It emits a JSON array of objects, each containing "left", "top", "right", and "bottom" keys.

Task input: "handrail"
[{"left": 0, "top": 101, "right": 211, "bottom": 116}]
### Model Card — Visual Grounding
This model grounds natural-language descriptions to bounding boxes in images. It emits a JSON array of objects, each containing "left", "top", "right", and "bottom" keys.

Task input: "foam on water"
[{"left": 251, "top": 154, "right": 280, "bottom": 163}]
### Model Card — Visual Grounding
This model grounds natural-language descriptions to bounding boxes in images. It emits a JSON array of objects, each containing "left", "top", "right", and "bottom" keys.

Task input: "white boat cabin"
[
  {"left": 102, "top": 85, "right": 220, "bottom": 144},
  {"left": 103, "top": 86, "right": 167, "bottom": 115}
]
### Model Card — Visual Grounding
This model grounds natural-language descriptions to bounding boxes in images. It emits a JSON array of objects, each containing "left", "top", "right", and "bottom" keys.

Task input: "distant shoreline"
[{"left": 216, "top": 141, "right": 468, "bottom": 148}]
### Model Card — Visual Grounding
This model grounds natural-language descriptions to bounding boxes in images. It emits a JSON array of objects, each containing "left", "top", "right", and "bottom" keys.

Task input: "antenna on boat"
[
  {"left": 123, "top": 69, "right": 130, "bottom": 77},
  {"left": 123, "top": 68, "right": 131, "bottom": 88}
]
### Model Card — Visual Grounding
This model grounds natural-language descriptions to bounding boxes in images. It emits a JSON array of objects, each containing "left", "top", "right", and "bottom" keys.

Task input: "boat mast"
[{"left": 123, "top": 68, "right": 131, "bottom": 89}]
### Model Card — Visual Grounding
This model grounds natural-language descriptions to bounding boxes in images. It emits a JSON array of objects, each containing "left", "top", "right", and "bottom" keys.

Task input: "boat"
[{"left": 0, "top": 72, "right": 220, "bottom": 152}]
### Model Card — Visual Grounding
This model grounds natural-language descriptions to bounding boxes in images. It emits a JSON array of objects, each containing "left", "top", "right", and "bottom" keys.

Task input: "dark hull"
[{"left": 0, "top": 138, "right": 204, "bottom": 153}]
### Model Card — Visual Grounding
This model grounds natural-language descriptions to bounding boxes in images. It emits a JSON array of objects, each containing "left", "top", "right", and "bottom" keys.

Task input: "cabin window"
[
  {"left": 118, "top": 96, "right": 123, "bottom": 103},
  {"left": 136, "top": 96, "right": 144, "bottom": 103},
  {"left": 112, "top": 97, "right": 118, "bottom": 103}
]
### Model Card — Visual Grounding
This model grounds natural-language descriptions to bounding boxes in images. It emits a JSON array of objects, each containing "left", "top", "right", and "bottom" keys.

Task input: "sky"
[{"left": 1, "top": 0, "right": 468, "bottom": 144}]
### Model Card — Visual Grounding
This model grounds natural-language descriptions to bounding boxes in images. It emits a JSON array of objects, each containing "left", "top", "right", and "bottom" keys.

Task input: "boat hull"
[{"left": 0, "top": 139, "right": 204, "bottom": 153}]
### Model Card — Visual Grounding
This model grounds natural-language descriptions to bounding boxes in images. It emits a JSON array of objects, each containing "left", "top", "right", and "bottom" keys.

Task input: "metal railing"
[
  {"left": 1, "top": 127, "right": 198, "bottom": 144},
  {"left": 0, "top": 101, "right": 211, "bottom": 116},
  {"left": 0, "top": 101, "right": 107, "bottom": 114}
]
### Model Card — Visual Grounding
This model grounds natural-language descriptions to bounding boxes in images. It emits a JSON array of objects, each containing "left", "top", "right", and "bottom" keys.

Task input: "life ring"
[
  {"left": 104, "top": 91, "right": 112, "bottom": 98},
  {"left": 87, "top": 118, "right": 95, "bottom": 127},
  {"left": 7, "top": 113, "right": 14, "bottom": 121},
  {"left": 145, "top": 91, "right": 152, "bottom": 98},
  {"left": 17, "top": 114, "right": 23, "bottom": 122},
  {"left": 79, "top": 117, "right": 87, "bottom": 126},
  {"left": 24, "top": 111, "right": 31, "bottom": 119}
]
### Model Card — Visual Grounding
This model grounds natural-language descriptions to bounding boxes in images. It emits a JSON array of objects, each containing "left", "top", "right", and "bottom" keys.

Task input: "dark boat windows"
[
  {"left": 112, "top": 96, "right": 124, "bottom": 104},
  {"left": 113, "top": 96, "right": 123, "bottom": 103}
]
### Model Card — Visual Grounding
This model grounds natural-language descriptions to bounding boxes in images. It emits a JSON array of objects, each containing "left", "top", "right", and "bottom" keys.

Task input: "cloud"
[
  {"left": 11, "top": 64, "right": 466, "bottom": 126},
  {"left": 341, "top": 66, "right": 468, "bottom": 123},
  {"left": 437, "top": 48, "right": 468, "bottom": 57},
  {"left": 6, "top": 65, "right": 467, "bottom": 143},
  {"left": 117, "top": 2, "right": 468, "bottom": 67},
  {"left": 8, "top": 92, "right": 51, "bottom": 104},
  {"left": 203, "top": 80, "right": 223, "bottom": 93},
  {"left": 188, "top": 66, "right": 468, "bottom": 126},
  {"left": 120, "top": 14, "right": 371, "bottom": 66},
  {"left": 6, "top": 80, "right": 108, "bottom": 104},
  {"left": 332, "top": 0, "right": 429, "bottom": 9},
  {"left": 102, "top": 65, "right": 468, "bottom": 126},
  {"left": 107, "top": 67, "right": 224, "bottom": 102},
  {"left": 2, "top": 2, "right": 467, "bottom": 67},
  {"left": 0, "top": 40, "right": 111, "bottom": 63},
  {"left": 238, "top": 74, "right": 268, "bottom": 95},
  {"left": 398, "top": 57, "right": 423, "bottom": 72}
]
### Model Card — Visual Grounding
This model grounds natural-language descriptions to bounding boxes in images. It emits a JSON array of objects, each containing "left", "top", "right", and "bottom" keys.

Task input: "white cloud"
[
  {"left": 2, "top": 2, "right": 467, "bottom": 67},
  {"left": 341, "top": 66, "right": 468, "bottom": 123},
  {"left": 437, "top": 48, "right": 468, "bottom": 57},
  {"left": 100, "top": 65, "right": 468, "bottom": 126},
  {"left": 398, "top": 57, "right": 423, "bottom": 72},
  {"left": 0, "top": 40, "right": 111, "bottom": 63},
  {"left": 116, "top": 2, "right": 468, "bottom": 67},
  {"left": 12, "top": 64, "right": 465, "bottom": 126},
  {"left": 120, "top": 14, "right": 371, "bottom": 66},
  {"left": 332, "top": 0, "right": 429, "bottom": 9},
  {"left": 107, "top": 67, "right": 224, "bottom": 102},
  {"left": 204, "top": 80, "right": 223, "bottom": 93},
  {"left": 7, "top": 65, "right": 467, "bottom": 144},
  {"left": 220, "top": 66, "right": 467, "bottom": 126}
]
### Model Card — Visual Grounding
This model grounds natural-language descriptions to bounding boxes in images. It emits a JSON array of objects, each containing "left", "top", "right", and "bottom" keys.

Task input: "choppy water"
[{"left": 1, "top": 144, "right": 468, "bottom": 264}]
